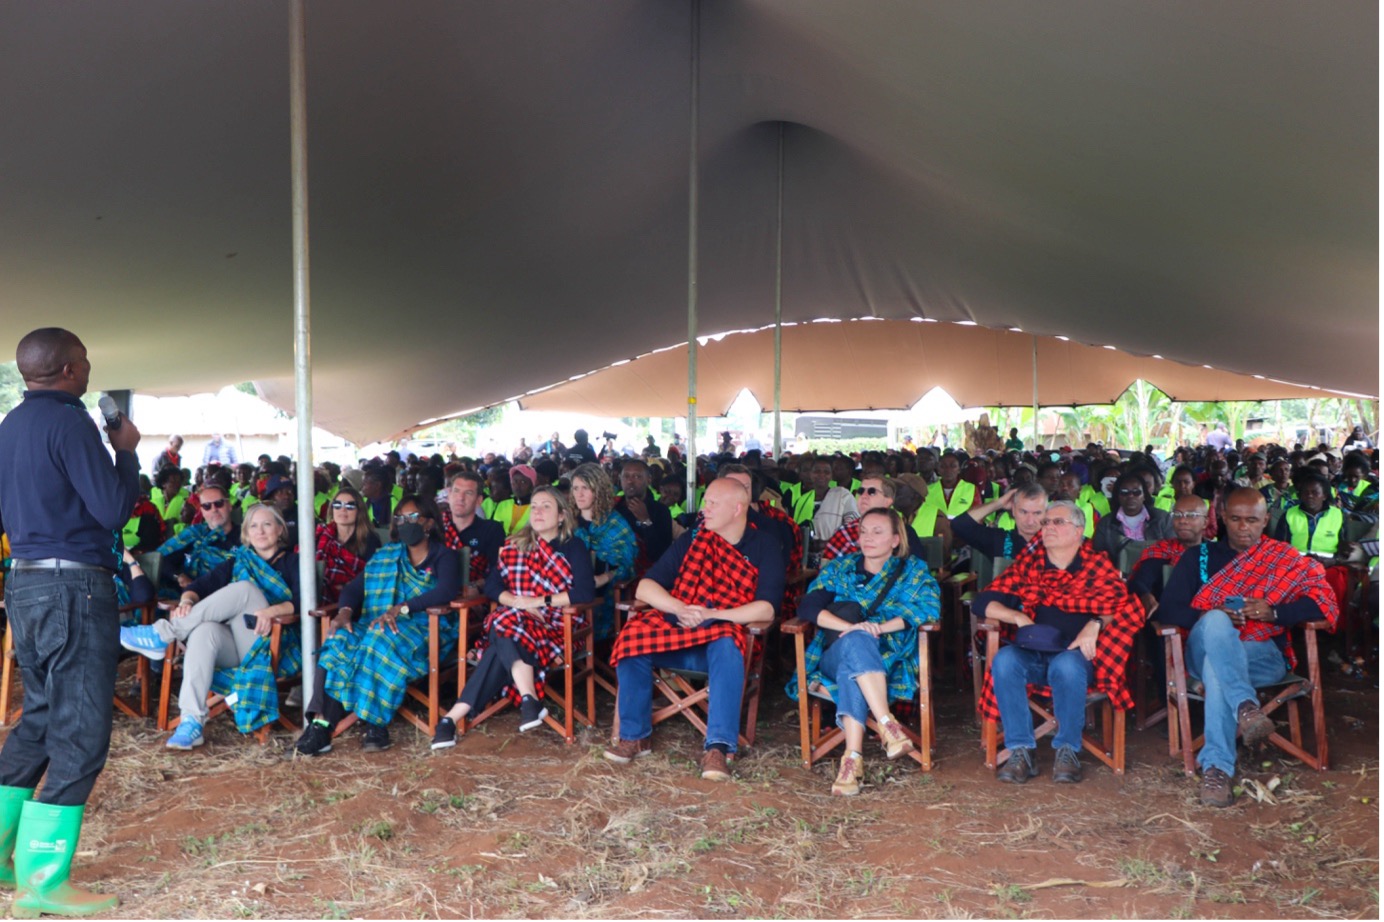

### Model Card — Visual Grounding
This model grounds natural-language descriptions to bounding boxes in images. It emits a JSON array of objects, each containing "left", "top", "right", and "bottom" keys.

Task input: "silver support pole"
[
  {"left": 1031, "top": 334, "right": 1039, "bottom": 450},
  {"left": 685, "top": 0, "right": 700, "bottom": 508},
  {"left": 772, "top": 123, "right": 783, "bottom": 459},
  {"left": 290, "top": 0, "right": 318, "bottom": 698}
]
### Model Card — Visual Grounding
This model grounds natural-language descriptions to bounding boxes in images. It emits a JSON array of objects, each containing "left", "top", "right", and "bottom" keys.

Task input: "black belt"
[{"left": 11, "top": 558, "right": 113, "bottom": 574}]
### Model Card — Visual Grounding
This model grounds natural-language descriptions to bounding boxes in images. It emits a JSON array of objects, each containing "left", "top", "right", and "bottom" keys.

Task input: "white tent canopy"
[{"left": 0, "top": 2, "right": 1375, "bottom": 444}]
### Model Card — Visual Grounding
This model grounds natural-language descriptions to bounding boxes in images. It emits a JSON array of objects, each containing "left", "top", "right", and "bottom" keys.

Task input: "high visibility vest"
[
  {"left": 490, "top": 498, "right": 530, "bottom": 536},
  {"left": 830, "top": 478, "right": 862, "bottom": 495},
  {"left": 122, "top": 517, "right": 142, "bottom": 549},
  {"left": 482, "top": 496, "right": 498, "bottom": 519},
  {"left": 911, "top": 504, "right": 940, "bottom": 538},
  {"left": 1080, "top": 484, "right": 1111, "bottom": 519},
  {"left": 995, "top": 511, "right": 1015, "bottom": 532},
  {"left": 1076, "top": 500, "right": 1097, "bottom": 538},
  {"left": 152, "top": 488, "right": 189, "bottom": 535},
  {"left": 1284, "top": 505, "right": 1343, "bottom": 556},
  {"left": 1153, "top": 486, "right": 1176, "bottom": 513},
  {"left": 391, "top": 483, "right": 404, "bottom": 506},
  {"left": 924, "top": 480, "right": 975, "bottom": 518},
  {"left": 315, "top": 491, "right": 331, "bottom": 521},
  {"left": 791, "top": 489, "right": 819, "bottom": 525}
]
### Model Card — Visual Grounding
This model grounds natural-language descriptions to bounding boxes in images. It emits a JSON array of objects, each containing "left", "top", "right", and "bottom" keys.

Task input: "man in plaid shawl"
[
  {"left": 974, "top": 500, "right": 1142, "bottom": 784},
  {"left": 1129, "top": 494, "right": 1209, "bottom": 611},
  {"left": 605, "top": 479, "right": 785, "bottom": 781},
  {"left": 1154, "top": 488, "right": 1338, "bottom": 807},
  {"left": 154, "top": 485, "right": 240, "bottom": 593},
  {"left": 719, "top": 465, "right": 802, "bottom": 619},
  {"left": 439, "top": 471, "right": 504, "bottom": 587},
  {"left": 822, "top": 475, "right": 941, "bottom": 563}
]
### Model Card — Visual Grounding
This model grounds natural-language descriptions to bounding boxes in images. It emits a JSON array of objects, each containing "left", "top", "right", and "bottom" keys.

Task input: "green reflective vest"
[
  {"left": 911, "top": 504, "right": 940, "bottom": 538},
  {"left": 924, "top": 480, "right": 975, "bottom": 518},
  {"left": 1284, "top": 505, "right": 1343, "bottom": 556},
  {"left": 151, "top": 488, "right": 189, "bottom": 535},
  {"left": 1080, "top": 484, "right": 1111, "bottom": 519}
]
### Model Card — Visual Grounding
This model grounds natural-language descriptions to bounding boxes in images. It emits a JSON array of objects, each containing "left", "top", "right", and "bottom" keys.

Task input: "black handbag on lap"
[{"left": 817, "top": 559, "right": 905, "bottom": 651}]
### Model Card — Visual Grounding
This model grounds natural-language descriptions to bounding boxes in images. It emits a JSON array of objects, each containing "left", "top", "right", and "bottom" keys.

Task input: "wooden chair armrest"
[
  {"left": 780, "top": 618, "right": 813, "bottom": 636},
  {"left": 1148, "top": 620, "right": 1181, "bottom": 637},
  {"left": 308, "top": 603, "right": 340, "bottom": 619},
  {"left": 617, "top": 599, "right": 651, "bottom": 613},
  {"left": 972, "top": 616, "right": 1002, "bottom": 632},
  {"left": 947, "top": 571, "right": 977, "bottom": 587},
  {"left": 919, "top": 621, "right": 942, "bottom": 633},
  {"left": 562, "top": 601, "right": 599, "bottom": 614},
  {"left": 450, "top": 595, "right": 493, "bottom": 611},
  {"left": 271, "top": 611, "right": 299, "bottom": 626},
  {"left": 1300, "top": 620, "right": 1331, "bottom": 632}
]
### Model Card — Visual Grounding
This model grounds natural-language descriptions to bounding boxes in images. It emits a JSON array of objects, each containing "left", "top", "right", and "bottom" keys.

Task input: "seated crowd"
[{"left": 47, "top": 425, "right": 1373, "bottom": 806}]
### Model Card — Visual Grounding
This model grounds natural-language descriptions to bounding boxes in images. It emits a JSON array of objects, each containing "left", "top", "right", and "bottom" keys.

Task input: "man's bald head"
[
  {"left": 16, "top": 328, "right": 88, "bottom": 394},
  {"left": 1224, "top": 487, "right": 1269, "bottom": 553}
]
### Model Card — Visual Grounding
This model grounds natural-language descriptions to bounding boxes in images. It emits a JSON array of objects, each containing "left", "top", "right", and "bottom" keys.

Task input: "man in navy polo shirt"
[{"left": 0, "top": 328, "right": 140, "bottom": 915}]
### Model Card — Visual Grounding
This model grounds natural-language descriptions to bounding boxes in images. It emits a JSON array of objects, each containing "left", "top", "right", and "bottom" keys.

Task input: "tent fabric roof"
[
  {"left": 0, "top": 2, "right": 1375, "bottom": 443},
  {"left": 515, "top": 319, "right": 1348, "bottom": 419}
]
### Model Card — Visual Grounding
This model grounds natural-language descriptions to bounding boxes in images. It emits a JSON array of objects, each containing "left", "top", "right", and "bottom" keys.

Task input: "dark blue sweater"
[{"left": 0, "top": 390, "right": 139, "bottom": 570}]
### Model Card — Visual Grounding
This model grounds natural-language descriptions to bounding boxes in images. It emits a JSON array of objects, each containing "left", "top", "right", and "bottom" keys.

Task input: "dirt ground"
[{"left": 31, "top": 665, "right": 1381, "bottom": 920}]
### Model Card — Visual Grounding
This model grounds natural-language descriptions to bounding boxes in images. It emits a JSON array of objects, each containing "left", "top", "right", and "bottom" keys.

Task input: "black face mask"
[{"left": 396, "top": 522, "right": 425, "bottom": 546}]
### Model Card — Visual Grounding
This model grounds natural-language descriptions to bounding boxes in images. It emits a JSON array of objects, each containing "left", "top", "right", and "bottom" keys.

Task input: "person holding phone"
[
  {"left": 1151, "top": 488, "right": 1339, "bottom": 808},
  {"left": 119, "top": 503, "right": 301, "bottom": 751}
]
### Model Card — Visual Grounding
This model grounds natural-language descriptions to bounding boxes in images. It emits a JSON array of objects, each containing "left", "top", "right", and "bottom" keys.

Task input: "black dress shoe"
[{"left": 997, "top": 747, "right": 1038, "bottom": 784}]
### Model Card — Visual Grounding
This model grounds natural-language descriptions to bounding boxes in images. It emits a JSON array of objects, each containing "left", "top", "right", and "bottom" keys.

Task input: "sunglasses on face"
[
  {"left": 1117, "top": 488, "right": 1143, "bottom": 496},
  {"left": 855, "top": 486, "right": 883, "bottom": 497},
  {"left": 331, "top": 501, "right": 357, "bottom": 511},
  {"left": 199, "top": 499, "right": 227, "bottom": 511},
  {"left": 393, "top": 512, "right": 423, "bottom": 524}
]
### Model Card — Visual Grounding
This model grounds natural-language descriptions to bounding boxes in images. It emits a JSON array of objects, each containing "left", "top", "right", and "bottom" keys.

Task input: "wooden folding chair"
[
  {"left": 783, "top": 618, "right": 940, "bottom": 771},
  {"left": 156, "top": 605, "right": 302, "bottom": 744},
  {"left": 609, "top": 601, "right": 770, "bottom": 750},
  {"left": 0, "top": 617, "right": 19, "bottom": 728},
  {"left": 958, "top": 554, "right": 1013, "bottom": 719},
  {"left": 976, "top": 620, "right": 1128, "bottom": 776},
  {"left": 1155, "top": 618, "right": 1330, "bottom": 775},
  {"left": 1129, "top": 564, "right": 1173, "bottom": 731},
  {"left": 453, "top": 597, "right": 598, "bottom": 743}
]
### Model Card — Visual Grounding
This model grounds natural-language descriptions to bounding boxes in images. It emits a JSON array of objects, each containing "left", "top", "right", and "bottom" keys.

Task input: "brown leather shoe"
[
  {"left": 831, "top": 752, "right": 863, "bottom": 796},
  {"left": 1200, "top": 766, "right": 1235, "bottom": 808},
  {"left": 877, "top": 718, "right": 915, "bottom": 760},
  {"left": 603, "top": 737, "right": 652, "bottom": 764},
  {"left": 1236, "top": 700, "right": 1274, "bottom": 747},
  {"left": 699, "top": 748, "right": 732, "bottom": 781},
  {"left": 996, "top": 747, "right": 1038, "bottom": 784}
]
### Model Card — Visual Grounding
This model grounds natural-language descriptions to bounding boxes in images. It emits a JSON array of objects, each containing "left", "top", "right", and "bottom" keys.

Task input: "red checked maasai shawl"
[
  {"left": 610, "top": 526, "right": 761, "bottom": 665},
  {"left": 1136, "top": 538, "right": 1190, "bottom": 569},
  {"left": 757, "top": 502, "right": 804, "bottom": 617},
  {"left": 472, "top": 538, "right": 578, "bottom": 700},
  {"left": 1189, "top": 536, "right": 1338, "bottom": 670},
  {"left": 822, "top": 519, "right": 861, "bottom": 562},
  {"left": 440, "top": 507, "right": 492, "bottom": 585},
  {"left": 978, "top": 540, "right": 1144, "bottom": 721},
  {"left": 315, "top": 523, "right": 368, "bottom": 604}
]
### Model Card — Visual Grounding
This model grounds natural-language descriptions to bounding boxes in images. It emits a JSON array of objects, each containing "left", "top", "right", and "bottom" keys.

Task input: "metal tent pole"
[
  {"left": 772, "top": 123, "right": 783, "bottom": 459},
  {"left": 685, "top": 0, "right": 700, "bottom": 508},
  {"left": 1032, "top": 335, "right": 1039, "bottom": 450},
  {"left": 289, "top": 0, "right": 318, "bottom": 698}
]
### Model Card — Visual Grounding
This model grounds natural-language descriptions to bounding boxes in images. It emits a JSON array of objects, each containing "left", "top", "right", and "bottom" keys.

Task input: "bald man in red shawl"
[{"left": 1154, "top": 488, "right": 1338, "bottom": 808}]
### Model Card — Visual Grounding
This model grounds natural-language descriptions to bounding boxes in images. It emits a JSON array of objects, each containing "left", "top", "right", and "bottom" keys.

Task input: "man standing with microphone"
[{"left": 0, "top": 328, "right": 140, "bottom": 916}]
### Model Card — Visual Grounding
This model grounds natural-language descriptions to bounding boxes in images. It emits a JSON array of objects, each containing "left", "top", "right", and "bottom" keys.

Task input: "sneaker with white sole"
[
  {"left": 166, "top": 719, "right": 204, "bottom": 750},
  {"left": 120, "top": 624, "right": 168, "bottom": 661},
  {"left": 431, "top": 717, "right": 459, "bottom": 750},
  {"left": 518, "top": 696, "right": 548, "bottom": 732}
]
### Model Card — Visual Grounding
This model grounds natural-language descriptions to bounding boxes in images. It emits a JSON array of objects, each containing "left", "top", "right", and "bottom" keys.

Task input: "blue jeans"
[
  {"left": 616, "top": 636, "right": 744, "bottom": 753},
  {"left": 817, "top": 630, "right": 887, "bottom": 731},
  {"left": 0, "top": 567, "right": 120, "bottom": 806},
  {"left": 991, "top": 645, "right": 1094, "bottom": 752},
  {"left": 1186, "top": 609, "right": 1288, "bottom": 776}
]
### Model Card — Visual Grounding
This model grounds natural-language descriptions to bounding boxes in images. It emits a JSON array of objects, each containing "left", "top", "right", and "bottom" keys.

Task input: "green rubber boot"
[
  {"left": 0, "top": 786, "right": 35, "bottom": 889},
  {"left": 12, "top": 802, "right": 117, "bottom": 918}
]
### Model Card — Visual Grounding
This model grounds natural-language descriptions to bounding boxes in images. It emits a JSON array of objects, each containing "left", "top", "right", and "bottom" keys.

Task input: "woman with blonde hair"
[
  {"left": 569, "top": 463, "right": 638, "bottom": 641},
  {"left": 120, "top": 503, "right": 302, "bottom": 750},
  {"left": 432, "top": 485, "right": 595, "bottom": 748},
  {"left": 785, "top": 507, "right": 940, "bottom": 796}
]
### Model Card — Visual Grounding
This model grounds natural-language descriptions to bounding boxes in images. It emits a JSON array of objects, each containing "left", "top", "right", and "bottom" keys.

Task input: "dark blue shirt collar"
[{"left": 23, "top": 389, "right": 84, "bottom": 408}]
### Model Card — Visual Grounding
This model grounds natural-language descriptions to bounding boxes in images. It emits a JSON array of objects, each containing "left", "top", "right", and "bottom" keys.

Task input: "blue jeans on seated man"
[
  {"left": 817, "top": 630, "right": 887, "bottom": 731},
  {"left": 992, "top": 645, "right": 1094, "bottom": 752},
  {"left": 1186, "top": 609, "right": 1289, "bottom": 777},
  {"left": 616, "top": 636, "right": 744, "bottom": 753}
]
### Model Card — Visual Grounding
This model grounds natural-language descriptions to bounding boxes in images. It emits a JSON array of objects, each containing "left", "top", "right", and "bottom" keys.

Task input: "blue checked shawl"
[
  {"left": 319, "top": 542, "right": 449, "bottom": 726},
  {"left": 156, "top": 523, "right": 235, "bottom": 580},
  {"left": 784, "top": 553, "right": 940, "bottom": 705},
  {"left": 575, "top": 513, "right": 638, "bottom": 641},
  {"left": 230, "top": 546, "right": 293, "bottom": 605}
]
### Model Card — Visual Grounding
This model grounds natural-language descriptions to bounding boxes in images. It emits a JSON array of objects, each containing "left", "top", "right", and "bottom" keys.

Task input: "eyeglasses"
[
  {"left": 1116, "top": 488, "right": 1143, "bottom": 496},
  {"left": 1170, "top": 511, "right": 1206, "bottom": 520},
  {"left": 393, "top": 512, "right": 423, "bottom": 524},
  {"left": 199, "top": 499, "right": 227, "bottom": 511},
  {"left": 331, "top": 501, "right": 357, "bottom": 511},
  {"left": 855, "top": 486, "right": 883, "bottom": 496},
  {"left": 1040, "top": 518, "right": 1076, "bottom": 528}
]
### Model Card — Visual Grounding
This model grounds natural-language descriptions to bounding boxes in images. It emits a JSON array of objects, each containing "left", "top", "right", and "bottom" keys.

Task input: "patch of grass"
[
  {"left": 316, "top": 900, "right": 350, "bottom": 921},
  {"left": 991, "top": 883, "right": 1031, "bottom": 904},
  {"left": 501, "top": 831, "right": 531, "bottom": 854},
  {"left": 849, "top": 866, "right": 891, "bottom": 896},
  {"left": 363, "top": 819, "right": 395, "bottom": 841},
  {"left": 1117, "top": 856, "right": 1164, "bottom": 884}
]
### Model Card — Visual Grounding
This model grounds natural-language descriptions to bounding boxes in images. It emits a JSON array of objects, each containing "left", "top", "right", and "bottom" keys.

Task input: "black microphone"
[{"left": 97, "top": 395, "right": 122, "bottom": 430}]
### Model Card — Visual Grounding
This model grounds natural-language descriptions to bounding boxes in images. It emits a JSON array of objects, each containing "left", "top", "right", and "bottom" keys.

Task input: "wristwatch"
[
  {"left": 544, "top": 594, "right": 553, "bottom": 607},
  {"left": 399, "top": 603, "right": 410, "bottom": 616}
]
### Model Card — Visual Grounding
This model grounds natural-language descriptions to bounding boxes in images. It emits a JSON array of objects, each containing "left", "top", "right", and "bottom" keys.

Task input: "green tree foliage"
[{"left": 0, "top": 362, "right": 23, "bottom": 416}]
